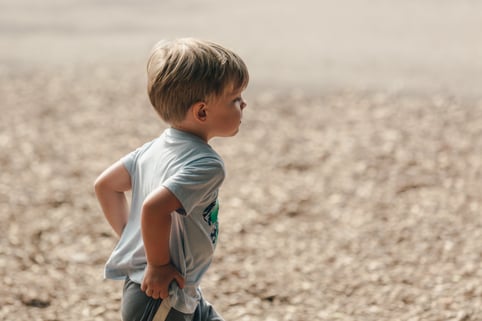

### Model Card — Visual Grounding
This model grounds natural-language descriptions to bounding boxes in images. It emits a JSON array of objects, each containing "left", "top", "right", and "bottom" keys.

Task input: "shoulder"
[
  {"left": 188, "top": 148, "right": 224, "bottom": 169},
  {"left": 121, "top": 138, "right": 160, "bottom": 170},
  {"left": 186, "top": 154, "right": 225, "bottom": 180}
]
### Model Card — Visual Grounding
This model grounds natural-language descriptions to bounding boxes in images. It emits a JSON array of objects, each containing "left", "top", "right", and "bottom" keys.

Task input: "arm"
[
  {"left": 94, "top": 161, "right": 131, "bottom": 238},
  {"left": 140, "top": 187, "right": 185, "bottom": 299}
]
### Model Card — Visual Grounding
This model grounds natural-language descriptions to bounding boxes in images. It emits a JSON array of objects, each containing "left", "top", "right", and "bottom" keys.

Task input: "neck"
[{"left": 171, "top": 124, "right": 209, "bottom": 142}]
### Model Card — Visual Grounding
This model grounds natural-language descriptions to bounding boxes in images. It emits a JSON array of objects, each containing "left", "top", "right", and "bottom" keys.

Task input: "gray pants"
[{"left": 122, "top": 278, "right": 224, "bottom": 321}]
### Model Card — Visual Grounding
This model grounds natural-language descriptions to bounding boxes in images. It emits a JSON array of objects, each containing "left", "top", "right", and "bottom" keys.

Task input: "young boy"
[{"left": 94, "top": 38, "right": 249, "bottom": 321}]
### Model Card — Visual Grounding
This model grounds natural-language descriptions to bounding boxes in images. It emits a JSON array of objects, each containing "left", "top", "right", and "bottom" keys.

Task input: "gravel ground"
[{"left": 1, "top": 66, "right": 482, "bottom": 321}]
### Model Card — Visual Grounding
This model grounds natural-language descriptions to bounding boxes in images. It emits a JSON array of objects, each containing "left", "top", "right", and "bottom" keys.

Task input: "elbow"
[
  {"left": 141, "top": 197, "right": 156, "bottom": 217},
  {"left": 93, "top": 176, "right": 106, "bottom": 197},
  {"left": 141, "top": 193, "right": 167, "bottom": 220}
]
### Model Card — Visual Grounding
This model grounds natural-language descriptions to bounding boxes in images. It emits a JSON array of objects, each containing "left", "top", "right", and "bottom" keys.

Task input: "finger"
[
  {"left": 145, "top": 288, "right": 152, "bottom": 297},
  {"left": 160, "top": 289, "right": 168, "bottom": 299},
  {"left": 151, "top": 291, "right": 160, "bottom": 300},
  {"left": 140, "top": 282, "right": 147, "bottom": 292}
]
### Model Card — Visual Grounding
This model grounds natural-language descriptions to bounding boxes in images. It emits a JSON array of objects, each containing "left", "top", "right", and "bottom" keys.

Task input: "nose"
[{"left": 240, "top": 99, "right": 247, "bottom": 110}]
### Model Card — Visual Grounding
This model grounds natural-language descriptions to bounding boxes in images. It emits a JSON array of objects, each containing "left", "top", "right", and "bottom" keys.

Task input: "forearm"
[
  {"left": 94, "top": 161, "right": 132, "bottom": 238},
  {"left": 95, "top": 186, "right": 129, "bottom": 237},
  {"left": 141, "top": 187, "right": 181, "bottom": 267},
  {"left": 141, "top": 203, "right": 172, "bottom": 266},
  {"left": 141, "top": 204, "right": 185, "bottom": 299}
]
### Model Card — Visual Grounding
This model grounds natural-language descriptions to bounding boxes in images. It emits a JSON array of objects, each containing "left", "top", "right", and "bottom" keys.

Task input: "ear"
[{"left": 192, "top": 102, "right": 207, "bottom": 122}]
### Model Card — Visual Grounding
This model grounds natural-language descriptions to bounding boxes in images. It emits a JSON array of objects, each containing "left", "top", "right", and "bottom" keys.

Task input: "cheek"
[
  {"left": 221, "top": 109, "right": 241, "bottom": 120},
  {"left": 232, "top": 110, "right": 242, "bottom": 122},
  {"left": 221, "top": 112, "right": 241, "bottom": 130}
]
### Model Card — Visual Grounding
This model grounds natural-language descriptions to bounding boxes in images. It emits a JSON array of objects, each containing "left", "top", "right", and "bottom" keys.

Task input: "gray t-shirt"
[{"left": 104, "top": 128, "right": 225, "bottom": 314}]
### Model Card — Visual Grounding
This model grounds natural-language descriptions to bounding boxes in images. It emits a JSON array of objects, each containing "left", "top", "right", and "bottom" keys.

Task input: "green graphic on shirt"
[
  {"left": 211, "top": 201, "right": 219, "bottom": 224},
  {"left": 203, "top": 200, "right": 219, "bottom": 245}
]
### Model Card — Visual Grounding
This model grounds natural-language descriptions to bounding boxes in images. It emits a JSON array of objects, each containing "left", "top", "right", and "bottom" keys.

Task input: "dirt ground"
[{"left": 1, "top": 64, "right": 481, "bottom": 321}]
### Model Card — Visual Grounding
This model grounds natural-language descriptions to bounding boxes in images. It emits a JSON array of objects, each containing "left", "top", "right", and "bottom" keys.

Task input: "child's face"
[{"left": 205, "top": 84, "right": 247, "bottom": 138}]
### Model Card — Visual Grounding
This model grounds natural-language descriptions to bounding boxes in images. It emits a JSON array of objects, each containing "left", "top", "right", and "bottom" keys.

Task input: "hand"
[{"left": 141, "top": 263, "right": 185, "bottom": 299}]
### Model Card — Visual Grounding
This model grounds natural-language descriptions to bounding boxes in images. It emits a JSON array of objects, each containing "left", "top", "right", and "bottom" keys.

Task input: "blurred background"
[
  {"left": 2, "top": 0, "right": 482, "bottom": 97},
  {"left": 1, "top": 1, "right": 482, "bottom": 321}
]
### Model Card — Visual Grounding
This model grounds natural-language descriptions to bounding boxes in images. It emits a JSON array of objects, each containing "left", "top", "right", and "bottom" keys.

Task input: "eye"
[{"left": 233, "top": 97, "right": 242, "bottom": 106}]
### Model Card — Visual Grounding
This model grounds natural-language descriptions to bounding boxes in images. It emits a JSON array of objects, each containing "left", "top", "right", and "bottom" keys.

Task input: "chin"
[
  {"left": 222, "top": 131, "right": 239, "bottom": 138},
  {"left": 217, "top": 126, "right": 240, "bottom": 138}
]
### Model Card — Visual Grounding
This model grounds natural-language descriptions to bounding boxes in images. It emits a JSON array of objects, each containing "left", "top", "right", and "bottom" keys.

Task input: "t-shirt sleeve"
[
  {"left": 121, "top": 141, "right": 154, "bottom": 176},
  {"left": 162, "top": 157, "right": 225, "bottom": 216},
  {"left": 121, "top": 150, "right": 138, "bottom": 176}
]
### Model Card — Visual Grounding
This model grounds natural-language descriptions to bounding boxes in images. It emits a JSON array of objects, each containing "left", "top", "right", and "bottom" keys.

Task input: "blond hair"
[{"left": 146, "top": 38, "right": 249, "bottom": 124}]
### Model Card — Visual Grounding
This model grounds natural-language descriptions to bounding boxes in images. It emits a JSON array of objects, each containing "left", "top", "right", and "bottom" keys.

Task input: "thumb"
[{"left": 174, "top": 272, "right": 185, "bottom": 289}]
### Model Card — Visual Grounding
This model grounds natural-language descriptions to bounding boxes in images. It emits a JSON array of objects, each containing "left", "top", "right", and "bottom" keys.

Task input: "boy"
[{"left": 94, "top": 38, "right": 249, "bottom": 321}]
